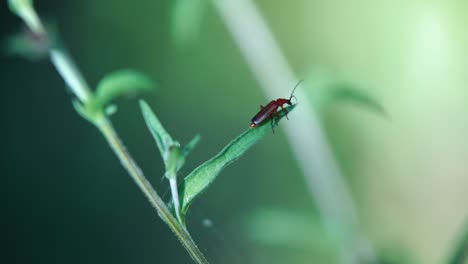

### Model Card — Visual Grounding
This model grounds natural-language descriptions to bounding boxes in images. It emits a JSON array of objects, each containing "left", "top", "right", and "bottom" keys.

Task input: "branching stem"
[
  {"left": 96, "top": 116, "right": 208, "bottom": 264},
  {"left": 8, "top": 1, "right": 208, "bottom": 261}
]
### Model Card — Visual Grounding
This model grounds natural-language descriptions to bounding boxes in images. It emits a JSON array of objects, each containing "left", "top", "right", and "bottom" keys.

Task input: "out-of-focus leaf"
[
  {"left": 4, "top": 29, "right": 47, "bottom": 60},
  {"left": 105, "top": 105, "right": 118, "bottom": 116},
  {"left": 179, "top": 105, "right": 295, "bottom": 215},
  {"left": 72, "top": 99, "right": 93, "bottom": 122},
  {"left": 245, "top": 208, "right": 333, "bottom": 250},
  {"left": 95, "top": 70, "right": 153, "bottom": 108},
  {"left": 314, "top": 84, "right": 387, "bottom": 117},
  {"left": 171, "top": 0, "right": 207, "bottom": 48},
  {"left": 8, "top": 0, "right": 33, "bottom": 14},
  {"left": 140, "top": 100, "right": 174, "bottom": 165},
  {"left": 305, "top": 70, "right": 386, "bottom": 117},
  {"left": 4, "top": 21, "right": 57, "bottom": 60}
]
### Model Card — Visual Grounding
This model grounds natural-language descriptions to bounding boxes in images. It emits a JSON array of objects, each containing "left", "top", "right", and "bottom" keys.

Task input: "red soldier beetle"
[{"left": 249, "top": 80, "right": 302, "bottom": 132}]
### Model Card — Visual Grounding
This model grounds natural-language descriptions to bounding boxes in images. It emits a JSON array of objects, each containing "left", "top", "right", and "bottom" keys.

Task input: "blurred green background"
[{"left": 3, "top": 0, "right": 468, "bottom": 263}]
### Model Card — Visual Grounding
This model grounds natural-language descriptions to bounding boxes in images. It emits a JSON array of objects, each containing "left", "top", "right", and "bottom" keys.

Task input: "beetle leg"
[
  {"left": 274, "top": 110, "right": 281, "bottom": 122},
  {"left": 270, "top": 111, "right": 282, "bottom": 133},
  {"left": 270, "top": 118, "right": 275, "bottom": 133},
  {"left": 279, "top": 105, "right": 289, "bottom": 120},
  {"left": 268, "top": 112, "right": 277, "bottom": 134}
]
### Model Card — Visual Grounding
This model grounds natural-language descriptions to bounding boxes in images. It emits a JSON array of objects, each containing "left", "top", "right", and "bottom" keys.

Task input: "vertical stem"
[
  {"left": 170, "top": 177, "right": 182, "bottom": 223},
  {"left": 212, "top": 0, "right": 376, "bottom": 262},
  {"left": 96, "top": 117, "right": 209, "bottom": 264},
  {"left": 448, "top": 221, "right": 468, "bottom": 264}
]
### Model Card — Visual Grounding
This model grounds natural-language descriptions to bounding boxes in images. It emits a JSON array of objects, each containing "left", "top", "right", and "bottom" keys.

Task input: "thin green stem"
[
  {"left": 169, "top": 177, "right": 182, "bottom": 222},
  {"left": 10, "top": 2, "right": 208, "bottom": 262},
  {"left": 8, "top": 0, "right": 46, "bottom": 35},
  {"left": 96, "top": 116, "right": 208, "bottom": 264},
  {"left": 49, "top": 49, "right": 93, "bottom": 103},
  {"left": 213, "top": 0, "right": 377, "bottom": 262}
]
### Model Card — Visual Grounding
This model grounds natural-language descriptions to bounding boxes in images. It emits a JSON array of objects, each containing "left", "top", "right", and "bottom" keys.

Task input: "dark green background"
[{"left": 3, "top": 1, "right": 468, "bottom": 263}]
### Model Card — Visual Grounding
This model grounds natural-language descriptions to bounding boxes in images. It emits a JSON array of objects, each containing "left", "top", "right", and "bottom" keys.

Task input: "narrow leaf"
[
  {"left": 314, "top": 84, "right": 387, "bottom": 117},
  {"left": 179, "top": 105, "right": 295, "bottom": 215},
  {"left": 72, "top": 99, "right": 93, "bottom": 122},
  {"left": 166, "top": 144, "right": 183, "bottom": 180},
  {"left": 4, "top": 20, "right": 57, "bottom": 61},
  {"left": 182, "top": 134, "right": 201, "bottom": 157},
  {"left": 96, "top": 70, "right": 153, "bottom": 108},
  {"left": 140, "top": 100, "right": 174, "bottom": 164}
]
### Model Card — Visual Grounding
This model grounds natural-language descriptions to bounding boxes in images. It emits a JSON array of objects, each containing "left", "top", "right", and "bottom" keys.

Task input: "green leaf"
[
  {"left": 171, "top": 0, "right": 207, "bottom": 48},
  {"left": 104, "top": 104, "right": 118, "bottom": 116},
  {"left": 8, "top": 0, "right": 32, "bottom": 10},
  {"left": 4, "top": 29, "right": 47, "bottom": 60},
  {"left": 182, "top": 134, "right": 200, "bottom": 157},
  {"left": 245, "top": 208, "right": 333, "bottom": 250},
  {"left": 4, "top": 19, "right": 57, "bottom": 61},
  {"left": 8, "top": 0, "right": 33, "bottom": 15},
  {"left": 140, "top": 100, "right": 200, "bottom": 180},
  {"left": 166, "top": 144, "right": 183, "bottom": 180},
  {"left": 72, "top": 99, "right": 93, "bottom": 122},
  {"left": 140, "top": 100, "right": 175, "bottom": 164},
  {"left": 313, "top": 83, "right": 387, "bottom": 117},
  {"left": 95, "top": 70, "right": 154, "bottom": 109},
  {"left": 173, "top": 134, "right": 201, "bottom": 174},
  {"left": 179, "top": 105, "right": 295, "bottom": 215}
]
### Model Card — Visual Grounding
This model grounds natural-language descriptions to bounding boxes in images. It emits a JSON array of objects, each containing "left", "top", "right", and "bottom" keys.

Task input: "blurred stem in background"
[
  {"left": 448, "top": 219, "right": 468, "bottom": 264},
  {"left": 7, "top": 0, "right": 208, "bottom": 263},
  {"left": 212, "top": 0, "right": 376, "bottom": 262}
]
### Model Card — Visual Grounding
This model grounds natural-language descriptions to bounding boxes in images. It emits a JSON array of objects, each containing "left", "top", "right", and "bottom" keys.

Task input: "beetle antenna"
[{"left": 289, "top": 80, "right": 303, "bottom": 101}]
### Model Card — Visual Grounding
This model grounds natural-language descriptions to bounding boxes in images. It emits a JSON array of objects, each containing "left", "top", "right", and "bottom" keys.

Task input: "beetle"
[{"left": 249, "top": 80, "right": 302, "bottom": 132}]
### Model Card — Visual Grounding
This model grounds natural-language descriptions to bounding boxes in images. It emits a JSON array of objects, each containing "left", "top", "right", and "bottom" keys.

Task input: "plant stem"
[
  {"left": 49, "top": 30, "right": 209, "bottom": 264},
  {"left": 212, "top": 0, "right": 377, "bottom": 262},
  {"left": 49, "top": 49, "right": 92, "bottom": 103},
  {"left": 169, "top": 177, "right": 182, "bottom": 222},
  {"left": 96, "top": 116, "right": 209, "bottom": 264},
  {"left": 448, "top": 221, "right": 468, "bottom": 264},
  {"left": 9, "top": 2, "right": 208, "bottom": 262}
]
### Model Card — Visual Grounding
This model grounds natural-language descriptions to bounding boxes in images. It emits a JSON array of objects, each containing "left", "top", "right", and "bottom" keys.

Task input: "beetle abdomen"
[{"left": 250, "top": 100, "right": 279, "bottom": 127}]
